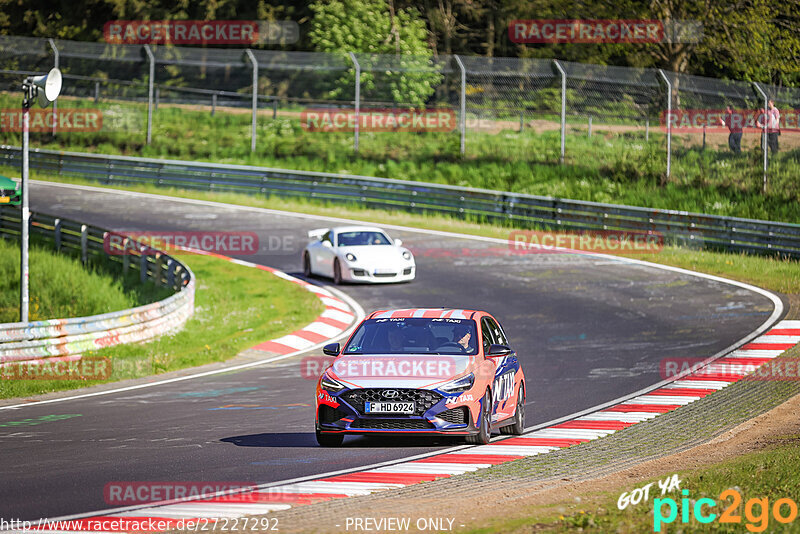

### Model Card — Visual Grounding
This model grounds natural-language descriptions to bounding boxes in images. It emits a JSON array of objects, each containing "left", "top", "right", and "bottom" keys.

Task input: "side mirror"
[
  {"left": 487, "top": 344, "right": 512, "bottom": 357},
  {"left": 394, "top": 238, "right": 403, "bottom": 247},
  {"left": 322, "top": 343, "right": 340, "bottom": 356},
  {"left": 322, "top": 240, "right": 333, "bottom": 248}
]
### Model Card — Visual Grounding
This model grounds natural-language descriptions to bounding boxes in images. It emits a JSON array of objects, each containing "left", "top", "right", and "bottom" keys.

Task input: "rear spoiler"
[{"left": 307, "top": 228, "right": 329, "bottom": 240}]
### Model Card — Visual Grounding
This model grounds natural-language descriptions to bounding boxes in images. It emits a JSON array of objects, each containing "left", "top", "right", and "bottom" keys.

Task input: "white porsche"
[{"left": 302, "top": 226, "right": 415, "bottom": 284}]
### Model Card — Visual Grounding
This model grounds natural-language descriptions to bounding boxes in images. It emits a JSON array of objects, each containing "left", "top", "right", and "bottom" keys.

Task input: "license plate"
[
  {"left": 365, "top": 402, "right": 414, "bottom": 414},
  {"left": 0, "top": 197, "right": 8, "bottom": 203},
  {"left": 373, "top": 268, "right": 395, "bottom": 274}
]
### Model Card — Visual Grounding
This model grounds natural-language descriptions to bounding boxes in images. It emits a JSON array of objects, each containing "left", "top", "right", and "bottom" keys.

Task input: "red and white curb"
[
  {"left": 36, "top": 320, "right": 800, "bottom": 532},
  {"left": 181, "top": 250, "right": 356, "bottom": 355}
]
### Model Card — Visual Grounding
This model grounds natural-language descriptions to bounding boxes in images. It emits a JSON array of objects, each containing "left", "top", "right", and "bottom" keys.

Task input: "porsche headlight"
[
  {"left": 440, "top": 373, "right": 474, "bottom": 393},
  {"left": 345, "top": 253, "right": 357, "bottom": 262},
  {"left": 402, "top": 251, "right": 412, "bottom": 261},
  {"left": 320, "top": 372, "right": 347, "bottom": 392}
]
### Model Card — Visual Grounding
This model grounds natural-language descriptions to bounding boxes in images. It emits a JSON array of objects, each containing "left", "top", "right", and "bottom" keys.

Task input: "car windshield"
[
  {"left": 343, "top": 317, "right": 478, "bottom": 355},
  {"left": 337, "top": 231, "right": 391, "bottom": 247}
]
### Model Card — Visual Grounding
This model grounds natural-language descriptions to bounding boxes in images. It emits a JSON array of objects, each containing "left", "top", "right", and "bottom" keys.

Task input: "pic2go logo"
[{"left": 654, "top": 489, "right": 800, "bottom": 532}]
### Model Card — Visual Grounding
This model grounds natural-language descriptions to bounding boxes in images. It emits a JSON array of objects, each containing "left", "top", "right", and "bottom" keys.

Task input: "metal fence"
[
  {"left": 2, "top": 145, "right": 798, "bottom": 259},
  {"left": 0, "top": 205, "right": 195, "bottom": 362},
  {"left": 1, "top": 35, "right": 798, "bottom": 192}
]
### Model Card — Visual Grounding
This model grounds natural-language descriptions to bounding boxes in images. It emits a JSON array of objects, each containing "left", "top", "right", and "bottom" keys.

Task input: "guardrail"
[
  {"left": 0, "top": 205, "right": 194, "bottom": 363},
  {"left": 1, "top": 145, "right": 799, "bottom": 258}
]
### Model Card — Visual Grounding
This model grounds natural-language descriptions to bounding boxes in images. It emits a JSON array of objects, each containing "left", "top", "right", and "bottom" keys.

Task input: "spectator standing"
[
  {"left": 758, "top": 100, "right": 781, "bottom": 153},
  {"left": 719, "top": 105, "right": 742, "bottom": 153}
]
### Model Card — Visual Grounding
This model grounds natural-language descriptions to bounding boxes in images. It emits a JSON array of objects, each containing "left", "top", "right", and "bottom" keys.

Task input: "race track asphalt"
[{"left": 0, "top": 182, "right": 778, "bottom": 521}]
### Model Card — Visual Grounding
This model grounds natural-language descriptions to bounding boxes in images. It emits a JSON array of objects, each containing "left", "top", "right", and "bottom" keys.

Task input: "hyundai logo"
[{"left": 382, "top": 390, "right": 399, "bottom": 399}]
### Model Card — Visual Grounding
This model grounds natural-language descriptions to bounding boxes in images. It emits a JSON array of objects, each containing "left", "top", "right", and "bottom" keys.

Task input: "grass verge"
[
  {"left": 2, "top": 92, "right": 800, "bottom": 222},
  {"left": 0, "top": 236, "right": 171, "bottom": 323},
  {"left": 0, "top": 250, "right": 324, "bottom": 399}
]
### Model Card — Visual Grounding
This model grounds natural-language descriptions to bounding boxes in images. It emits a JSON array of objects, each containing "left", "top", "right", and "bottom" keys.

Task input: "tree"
[{"left": 308, "top": 0, "right": 441, "bottom": 107}]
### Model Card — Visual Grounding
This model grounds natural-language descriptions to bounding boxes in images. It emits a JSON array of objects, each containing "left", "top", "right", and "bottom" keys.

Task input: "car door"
[
  {"left": 314, "top": 230, "right": 336, "bottom": 276},
  {"left": 483, "top": 316, "right": 519, "bottom": 422},
  {"left": 479, "top": 316, "right": 500, "bottom": 421}
]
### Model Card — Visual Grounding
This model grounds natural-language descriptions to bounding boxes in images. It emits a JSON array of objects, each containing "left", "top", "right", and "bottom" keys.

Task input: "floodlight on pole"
[{"left": 20, "top": 67, "right": 61, "bottom": 323}]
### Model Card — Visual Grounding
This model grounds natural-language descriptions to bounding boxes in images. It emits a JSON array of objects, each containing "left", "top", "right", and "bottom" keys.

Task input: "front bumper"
[
  {"left": 341, "top": 265, "right": 415, "bottom": 284},
  {"left": 317, "top": 387, "right": 476, "bottom": 435},
  {"left": 0, "top": 189, "right": 21, "bottom": 206}
]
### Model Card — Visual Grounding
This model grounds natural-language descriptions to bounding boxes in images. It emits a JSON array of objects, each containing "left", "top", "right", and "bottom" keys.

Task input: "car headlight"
[
  {"left": 345, "top": 253, "right": 357, "bottom": 262},
  {"left": 402, "top": 251, "right": 412, "bottom": 261},
  {"left": 440, "top": 373, "right": 474, "bottom": 393},
  {"left": 320, "top": 372, "right": 347, "bottom": 392}
]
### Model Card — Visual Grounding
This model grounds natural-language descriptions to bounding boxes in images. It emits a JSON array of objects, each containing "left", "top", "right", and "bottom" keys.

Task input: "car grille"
[
  {"left": 353, "top": 419, "right": 434, "bottom": 430},
  {"left": 373, "top": 272, "right": 397, "bottom": 278},
  {"left": 437, "top": 407, "right": 468, "bottom": 425},
  {"left": 342, "top": 388, "right": 443, "bottom": 416},
  {"left": 403, "top": 268, "right": 412, "bottom": 275},
  {"left": 0, "top": 189, "right": 15, "bottom": 196}
]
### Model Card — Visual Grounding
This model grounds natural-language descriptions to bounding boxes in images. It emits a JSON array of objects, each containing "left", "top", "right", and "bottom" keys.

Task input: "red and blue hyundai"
[{"left": 314, "top": 308, "right": 526, "bottom": 446}]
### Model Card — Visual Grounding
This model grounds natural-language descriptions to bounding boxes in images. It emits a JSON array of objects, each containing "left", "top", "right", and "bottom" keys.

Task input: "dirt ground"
[{"left": 160, "top": 99, "right": 800, "bottom": 149}]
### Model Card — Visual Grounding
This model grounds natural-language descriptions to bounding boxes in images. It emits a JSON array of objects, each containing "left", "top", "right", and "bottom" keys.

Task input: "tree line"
[{"left": 1, "top": 0, "right": 798, "bottom": 86}]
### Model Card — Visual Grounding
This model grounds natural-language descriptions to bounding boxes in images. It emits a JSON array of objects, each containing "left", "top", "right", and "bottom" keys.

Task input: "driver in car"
[
  {"left": 453, "top": 325, "right": 473, "bottom": 351},
  {"left": 387, "top": 327, "right": 405, "bottom": 352}
]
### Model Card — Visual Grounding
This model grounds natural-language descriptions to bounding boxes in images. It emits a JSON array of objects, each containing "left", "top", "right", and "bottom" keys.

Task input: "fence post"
[
  {"left": 140, "top": 246, "right": 148, "bottom": 283},
  {"left": 454, "top": 55, "right": 466, "bottom": 155},
  {"left": 245, "top": 49, "right": 258, "bottom": 152},
  {"left": 94, "top": 81, "right": 100, "bottom": 102},
  {"left": 54, "top": 218, "right": 61, "bottom": 252},
  {"left": 348, "top": 52, "right": 361, "bottom": 153},
  {"left": 155, "top": 86, "right": 159, "bottom": 111},
  {"left": 155, "top": 254, "right": 165, "bottom": 286},
  {"left": 211, "top": 93, "right": 216, "bottom": 116},
  {"left": 646, "top": 118, "right": 649, "bottom": 141},
  {"left": 588, "top": 116, "right": 592, "bottom": 138},
  {"left": 80, "top": 224, "right": 88, "bottom": 264},
  {"left": 122, "top": 238, "right": 130, "bottom": 273},
  {"left": 657, "top": 69, "right": 672, "bottom": 180},
  {"left": 48, "top": 38, "right": 59, "bottom": 137},
  {"left": 143, "top": 45, "right": 155, "bottom": 145},
  {"left": 273, "top": 97, "right": 278, "bottom": 119},
  {"left": 553, "top": 60, "right": 566, "bottom": 164},
  {"left": 753, "top": 82, "right": 769, "bottom": 193}
]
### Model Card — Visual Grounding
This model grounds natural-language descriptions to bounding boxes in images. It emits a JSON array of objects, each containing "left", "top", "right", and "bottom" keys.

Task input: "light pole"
[{"left": 20, "top": 67, "right": 61, "bottom": 323}]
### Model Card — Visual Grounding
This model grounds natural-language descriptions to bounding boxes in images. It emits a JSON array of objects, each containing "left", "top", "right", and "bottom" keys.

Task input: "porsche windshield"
[
  {"left": 337, "top": 231, "right": 391, "bottom": 247},
  {"left": 343, "top": 318, "right": 478, "bottom": 355}
]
